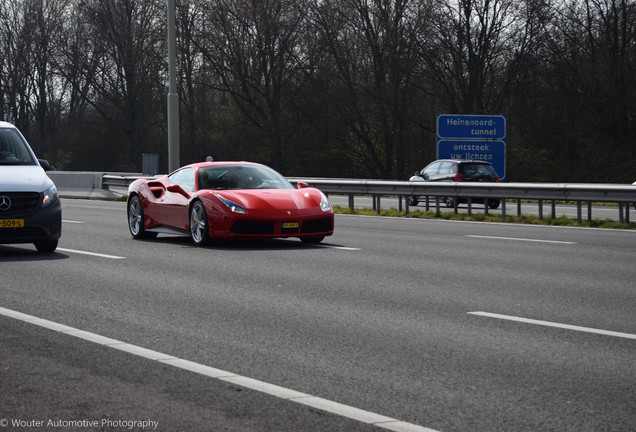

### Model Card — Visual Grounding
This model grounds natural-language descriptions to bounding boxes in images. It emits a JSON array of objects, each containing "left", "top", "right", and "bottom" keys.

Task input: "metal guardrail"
[
  {"left": 90, "top": 173, "right": 636, "bottom": 223},
  {"left": 288, "top": 178, "right": 636, "bottom": 223}
]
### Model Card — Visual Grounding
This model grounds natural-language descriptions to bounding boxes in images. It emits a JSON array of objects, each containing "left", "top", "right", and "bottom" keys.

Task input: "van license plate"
[{"left": 0, "top": 219, "right": 24, "bottom": 228}]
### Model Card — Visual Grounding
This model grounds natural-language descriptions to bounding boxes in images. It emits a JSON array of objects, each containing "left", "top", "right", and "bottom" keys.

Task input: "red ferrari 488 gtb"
[{"left": 127, "top": 162, "right": 334, "bottom": 246}]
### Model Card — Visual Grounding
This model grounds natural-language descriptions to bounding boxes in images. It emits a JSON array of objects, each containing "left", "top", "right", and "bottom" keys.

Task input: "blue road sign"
[
  {"left": 437, "top": 140, "right": 506, "bottom": 180},
  {"left": 437, "top": 114, "right": 507, "bottom": 179},
  {"left": 437, "top": 114, "right": 506, "bottom": 140}
]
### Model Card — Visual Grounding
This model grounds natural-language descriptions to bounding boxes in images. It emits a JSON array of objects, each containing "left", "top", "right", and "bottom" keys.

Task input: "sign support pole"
[{"left": 167, "top": 0, "right": 180, "bottom": 173}]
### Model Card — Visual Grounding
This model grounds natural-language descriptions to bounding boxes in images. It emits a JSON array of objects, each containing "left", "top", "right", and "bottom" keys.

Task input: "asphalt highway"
[{"left": 1, "top": 198, "right": 635, "bottom": 432}]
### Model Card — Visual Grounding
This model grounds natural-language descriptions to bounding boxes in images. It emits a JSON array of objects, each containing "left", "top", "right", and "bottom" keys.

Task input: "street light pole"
[{"left": 167, "top": 0, "right": 180, "bottom": 172}]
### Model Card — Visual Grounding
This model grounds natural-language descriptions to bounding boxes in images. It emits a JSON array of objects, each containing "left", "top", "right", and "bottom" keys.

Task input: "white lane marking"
[
  {"left": 56, "top": 248, "right": 125, "bottom": 260},
  {"left": 276, "top": 239, "right": 361, "bottom": 251},
  {"left": 465, "top": 235, "right": 577, "bottom": 245},
  {"left": 314, "top": 244, "right": 361, "bottom": 251},
  {"left": 469, "top": 311, "right": 636, "bottom": 340},
  {"left": 0, "top": 306, "right": 439, "bottom": 432},
  {"left": 62, "top": 220, "right": 85, "bottom": 224}
]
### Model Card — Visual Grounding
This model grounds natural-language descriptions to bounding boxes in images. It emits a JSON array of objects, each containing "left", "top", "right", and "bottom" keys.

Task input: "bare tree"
[
  {"left": 516, "top": 0, "right": 636, "bottom": 182},
  {"left": 422, "top": 0, "right": 534, "bottom": 114},
  {"left": 0, "top": 0, "right": 632, "bottom": 180},
  {"left": 576, "top": 0, "right": 635, "bottom": 178},
  {"left": 55, "top": 0, "right": 166, "bottom": 170},
  {"left": 26, "top": 0, "right": 71, "bottom": 156},
  {"left": 310, "top": 0, "right": 434, "bottom": 178},
  {"left": 0, "top": 1, "right": 35, "bottom": 133},
  {"left": 175, "top": 0, "right": 236, "bottom": 164},
  {"left": 196, "top": 0, "right": 317, "bottom": 171}
]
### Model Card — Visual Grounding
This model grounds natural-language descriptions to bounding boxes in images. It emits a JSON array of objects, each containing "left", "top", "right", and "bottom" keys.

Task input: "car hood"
[
  {"left": 0, "top": 165, "right": 55, "bottom": 193},
  {"left": 211, "top": 188, "right": 324, "bottom": 212}
]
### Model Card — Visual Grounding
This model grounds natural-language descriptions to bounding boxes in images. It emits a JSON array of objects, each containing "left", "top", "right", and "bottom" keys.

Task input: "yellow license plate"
[
  {"left": 282, "top": 222, "right": 299, "bottom": 229},
  {"left": 0, "top": 219, "right": 24, "bottom": 228}
]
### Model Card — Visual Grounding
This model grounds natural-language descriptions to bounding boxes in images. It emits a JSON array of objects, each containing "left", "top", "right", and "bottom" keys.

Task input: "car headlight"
[
  {"left": 214, "top": 194, "right": 247, "bottom": 214},
  {"left": 42, "top": 185, "right": 58, "bottom": 208},
  {"left": 319, "top": 191, "right": 331, "bottom": 212}
]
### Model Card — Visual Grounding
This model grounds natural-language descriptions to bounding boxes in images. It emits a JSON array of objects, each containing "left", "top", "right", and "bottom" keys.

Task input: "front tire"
[
  {"left": 407, "top": 196, "right": 418, "bottom": 206},
  {"left": 34, "top": 240, "right": 57, "bottom": 253},
  {"left": 487, "top": 199, "right": 501, "bottom": 209},
  {"left": 443, "top": 197, "right": 455, "bottom": 208},
  {"left": 190, "top": 200, "right": 210, "bottom": 246},
  {"left": 128, "top": 195, "right": 157, "bottom": 239}
]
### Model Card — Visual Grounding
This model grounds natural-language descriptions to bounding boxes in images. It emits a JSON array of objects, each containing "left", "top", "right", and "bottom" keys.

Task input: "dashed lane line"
[
  {"left": 0, "top": 306, "right": 439, "bottom": 432},
  {"left": 56, "top": 248, "right": 125, "bottom": 260},
  {"left": 314, "top": 244, "right": 361, "bottom": 251},
  {"left": 469, "top": 311, "right": 636, "bottom": 340},
  {"left": 465, "top": 235, "right": 577, "bottom": 245}
]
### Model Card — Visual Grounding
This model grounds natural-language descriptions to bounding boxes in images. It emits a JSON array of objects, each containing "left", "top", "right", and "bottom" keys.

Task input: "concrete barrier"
[{"left": 47, "top": 171, "right": 123, "bottom": 200}]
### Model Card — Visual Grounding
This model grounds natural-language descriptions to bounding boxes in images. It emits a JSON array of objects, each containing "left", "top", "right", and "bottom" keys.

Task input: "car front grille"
[
  {"left": 0, "top": 192, "right": 41, "bottom": 217},
  {"left": 231, "top": 220, "right": 275, "bottom": 235},
  {"left": 301, "top": 218, "right": 333, "bottom": 234},
  {"left": 230, "top": 217, "right": 332, "bottom": 236}
]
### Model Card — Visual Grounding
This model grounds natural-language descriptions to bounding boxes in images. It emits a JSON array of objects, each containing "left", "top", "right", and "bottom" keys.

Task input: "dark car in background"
[{"left": 408, "top": 159, "right": 501, "bottom": 209}]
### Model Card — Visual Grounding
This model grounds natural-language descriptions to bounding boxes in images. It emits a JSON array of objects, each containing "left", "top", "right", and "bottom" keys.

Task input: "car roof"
[
  {"left": 0, "top": 121, "right": 17, "bottom": 129},
  {"left": 169, "top": 161, "right": 267, "bottom": 175},
  {"left": 433, "top": 159, "right": 492, "bottom": 165}
]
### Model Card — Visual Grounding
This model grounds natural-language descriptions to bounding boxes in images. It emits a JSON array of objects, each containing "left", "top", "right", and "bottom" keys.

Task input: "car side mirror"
[
  {"left": 38, "top": 159, "right": 51, "bottom": 171},
  {"left": 296, "top": 181, "right": 309, "bottom": 189},
  {"left": 167, "top": 184, "right": 191, "bottom": 198}
]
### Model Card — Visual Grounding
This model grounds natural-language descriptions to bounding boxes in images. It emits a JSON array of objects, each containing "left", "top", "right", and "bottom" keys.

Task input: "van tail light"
[
  {"left": 454, "top": 173, "right": 462, "bottom": 182},
  {"left": 495, "top": 175, "right": 500, "bottom": 182}
]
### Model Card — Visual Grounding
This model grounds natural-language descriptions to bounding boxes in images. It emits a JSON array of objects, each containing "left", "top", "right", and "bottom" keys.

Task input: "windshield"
[
  {"left": 197, "top": 164, "right": 294, "bottom": 190},
  {"left": 0, "top": 128, "right": 37, "bottom": 165}
]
